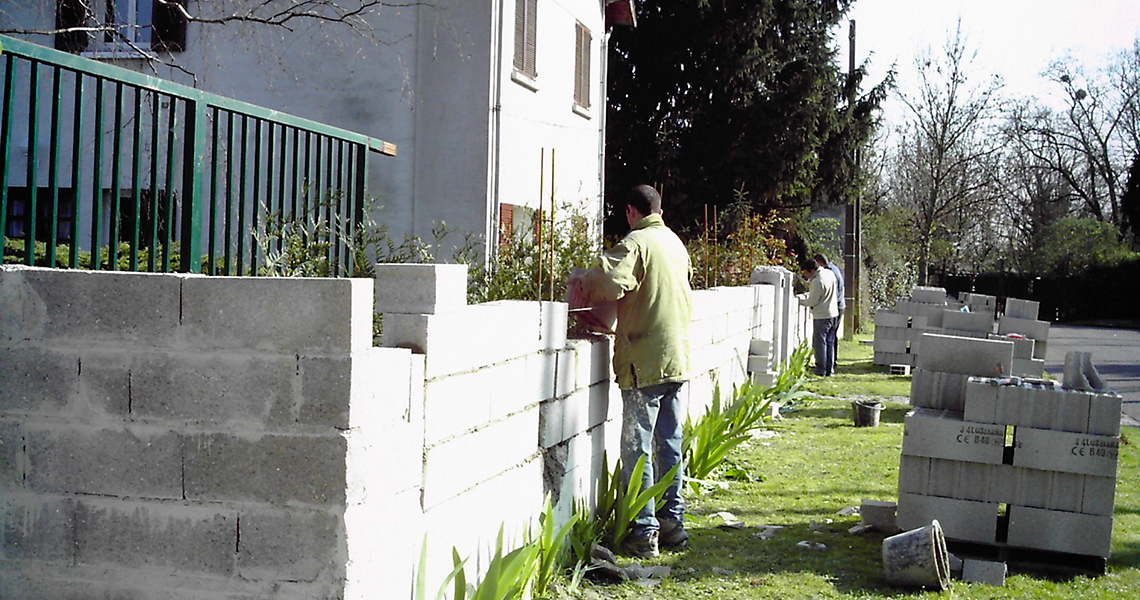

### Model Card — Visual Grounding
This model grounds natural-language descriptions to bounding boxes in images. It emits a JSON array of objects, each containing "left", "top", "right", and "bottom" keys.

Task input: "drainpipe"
[{"left": 488, "top": 0, "right": 506, "bottom": 267}]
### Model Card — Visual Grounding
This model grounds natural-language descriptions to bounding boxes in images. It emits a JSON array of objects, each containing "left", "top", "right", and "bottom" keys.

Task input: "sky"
[{"left": 834, "top": 0, "right": 1140, "bottom": 127}]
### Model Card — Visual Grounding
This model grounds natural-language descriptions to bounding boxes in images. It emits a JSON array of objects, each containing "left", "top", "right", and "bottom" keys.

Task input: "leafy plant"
[{"left": 610, "top": 455, "right": 680, "bottom": 549}]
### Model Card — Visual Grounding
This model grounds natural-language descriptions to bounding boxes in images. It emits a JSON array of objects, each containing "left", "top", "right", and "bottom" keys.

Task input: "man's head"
[
  {"left": 800, "top": 258, "right": 818, "bottom": 277},
  {"left": 813, "top": 253, "right": 829, "bottom": 269},
  {"left": 625, "top": 185, "right": 663, "bottom": 227}
]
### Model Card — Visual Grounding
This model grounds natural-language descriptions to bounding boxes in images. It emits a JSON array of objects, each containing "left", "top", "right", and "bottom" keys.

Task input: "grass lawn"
[{"left": 568, "top": 335, "right": 1140, "bottom": 599}]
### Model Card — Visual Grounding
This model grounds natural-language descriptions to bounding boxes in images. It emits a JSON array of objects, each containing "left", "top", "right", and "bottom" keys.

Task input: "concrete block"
[
  {"left": 942, "top": 310, "right": 996, "bottom": 334},
  {"left": 1006, "top": 505, "right": 1112, "bottom": 557},
  {"left": 298, "top": 356, "right": 352, "bottom": 429},
  {"left": 0, "top": 266, "right": 181, "bottom": 345},
  {"left": 896, "top": 492, "right": 999, "bottom": 543},
  {"left": 995, "top": 384, "right": 1028, "bottom": 427},
  {"left": 130, "top": 352, "right": 297, "bottom": 426},
  {"left": 874, "top": 338, "right": 908, "bottom": 353},
  {"left": 748, "top": 338, "right": 772, "bottom": 356},
  {"left": 373, "top": 263, "right": 467, "bottom": 314},
  {"left": 964, "top": 378, "right": 1000, "bottom": 424},
  {"left": 1013, "top": 427, "right": 1118, "bottom": 477},
  {"left": 75, "top": 499, "right": 236, "bottom": 575},
  {"left": 997, "top": 316, "right": 1050, "bottom": 342},
  {"left": 237, "top": 507, "right": 342, "bottom": 582},
  {"left": 875, "top": 311, "right": 909, "bottom": 328},
  {"left": 747, "top": 354, "right": 772, "bottom": 373},
  {"left": 346, "top": 347, "right": 416, "bottom": 428},
  {"left": 957, "top": 461, "right": 994, "bottom": 503},
  {"left": 1050, "top": 471, "right": 1084, "bottom": 512},
  {"left": 910, "top": 369, "right": 968, "bottom": 412},
  {"left": 487, "top": 357, "right": 535, "bottom": 421},
  {"left": 988, "top": 334, "right": 1035, "bottom": 359},
  {"left": 540, "top": 301, "right": 568, "bottom": 351},
  {"left": 1032, "top": 340, "right": 1048, "bottom": 360},
  {"left": 184, "top": 433, "right": 347, "bottom": 505},
  {"left": 1004, "top": 298, "right": 1040, "bottom": 321},
  {"left": 1087, "top": 392, "right": 1123, "bottom": 436},
  {"left": 1, "top": 496, "right": 76, "bottom": 561},
  {"left": 182, "top": 276, "right": 372, "bottom": 353},
  {"left": 874, "top": 351, "right": 911, "bottom": 367},
  {"left": 915, "top": 333, "right": 1013, "bottom": 377},
  {"left": 987, "top": 464, "right": 1018, "bottom": 505},
  {"left": 25, "top": 425, "right": 182, "bottom": 499},
  {"left": 1082, "top": 475, "right": 1117, "bottom": 517},
  {"left": 928, "top": 458, "right": 961, "bottom": 498},
  {"left": 751, "top": 371, "right": 777, "bottom": 388},
  {"left": 525, "top": 351, "right": 558, "bottom": 403},
  {"left": 540, "top": 388, "right": 590, "bottom": 448},
  {"left": 1056, "top": 388, "right": 1092, "bottom": 433},
  {"left": 962, "top": 559, "right": 1007, "bottom": 585},
  {"left": 861, "top": 499, "right": 901, "bottom": 533},
  {"left": 1012, "top": 466, "right": 1052, "bottom": 509},
  {"left": 902, "top": 409, "right": 1005, "bottom": 464},
  {"left": 911, "top": 286, "right": 948, "bottom": 304},
  {"left": 0, "top": 421, "right": 21, "bottom": 490},
  {"left": 422, "top": 408, "right": 540, "bottom": 508},
  {"left": 910, "top": 316, "right": 930, "bottom": 330},
  {"left": 76, "top": 350, "right": 131, "bottom": 416},
  {"left": 424, "top": 370, "right": 492, "bottom": 446},
  {"left": 1011, "top": 358, "right": 1045, "bottom": 378},
  {"left": 877, "top": 326, "right": 907, "bottom": 341},
  {"left": 0, "top": 346, "right": 80, "bottom": 413},
  {"left": 383, "top": 302, "right": 540, "bottom": 378}
]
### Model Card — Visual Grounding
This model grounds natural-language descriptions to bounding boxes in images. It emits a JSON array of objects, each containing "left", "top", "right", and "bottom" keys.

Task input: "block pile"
[
  {"left": 874, "top": 288, "right": 1048, "bottom": 378},
  {"left": 748, "top": 338, "right": 776, "bottom": 388},
  {"left": 897, "top": 335, "right": 1121, "bottom": 563}
]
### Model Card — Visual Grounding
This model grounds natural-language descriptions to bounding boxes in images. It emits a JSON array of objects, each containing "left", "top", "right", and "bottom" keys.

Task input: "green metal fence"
[{"left": 0, "top": 34, "right": 396, "bottom": 276}]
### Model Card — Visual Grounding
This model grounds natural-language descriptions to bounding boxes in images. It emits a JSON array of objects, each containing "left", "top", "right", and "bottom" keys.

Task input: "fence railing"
[{"left": 0, "top": 34, "right": 396, "bottom": 276}]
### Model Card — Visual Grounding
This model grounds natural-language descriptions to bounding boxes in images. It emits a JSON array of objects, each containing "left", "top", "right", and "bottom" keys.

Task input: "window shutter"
[
  {"left": 574, "top": 23, "right": 591, "bottom": 108},
  {"left": 55, "top": 0, "right": 89, "bottom": 52},
  {"left": 499, "top": 203, "right": 515, "bottom": 251},
  {"left": 152, "top": 0, "right": 188, "bottom": 52},
  {"left": 513, "top": 0, "right": 538, "bottom": 78}
]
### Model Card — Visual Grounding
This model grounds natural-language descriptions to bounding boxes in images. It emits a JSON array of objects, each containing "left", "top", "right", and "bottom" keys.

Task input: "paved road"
[{"left": 1043, "top": 325, "right": 1140, "bottom": 426}]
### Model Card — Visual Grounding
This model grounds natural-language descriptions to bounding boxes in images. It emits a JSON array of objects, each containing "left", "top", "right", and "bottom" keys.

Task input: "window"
[
  {"left": 55, "top": 0, "right": 187, "bottom": 55},
  {"left": 573, "top": 22, "right": 592, "bottom": 110},
  {"left": 513, "top": 0, "right": 538, "bottom": 79},
  {"left": 4, "top": 187, "right": 77, "bottom": 243}
]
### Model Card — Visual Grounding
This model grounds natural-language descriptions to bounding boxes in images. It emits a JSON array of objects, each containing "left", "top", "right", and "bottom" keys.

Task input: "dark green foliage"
[{"left": 605, "top": 0, "right": 891, "bottom": 233}]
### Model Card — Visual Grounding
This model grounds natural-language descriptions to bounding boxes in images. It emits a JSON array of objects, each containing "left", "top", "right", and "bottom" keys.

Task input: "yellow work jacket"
[{"left": 582, "top": 214, "right": 693, "bottom": 390}]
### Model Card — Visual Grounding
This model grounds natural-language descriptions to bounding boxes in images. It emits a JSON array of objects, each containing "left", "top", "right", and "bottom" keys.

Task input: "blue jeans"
[
  {"left": 621, "top": 381, "right": 685, "bottom": 536},
  {"left": 812, "top": 317, "right": 839, "bottom": 375}
]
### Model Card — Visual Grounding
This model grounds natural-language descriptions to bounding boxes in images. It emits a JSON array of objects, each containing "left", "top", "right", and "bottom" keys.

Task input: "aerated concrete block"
[
  {"left": 898, "top": 455, "right": 931, "bottom": 495},
  {"left": 915, "top": 333, "right": 1013, "bottom": 377},
  {"left": 1004, "top": 298, "right": 1040, "bottom": 320},
  {"left": 237, "top": 507, "right": 341, "bottom": 582},
  {"left": 910, "top": 369, "right": 969, "bottom": 412},
  {"left": 25, "top": 426, "right": 182, "bottom": 499},
  {"left": 962, "top": 559, "right": 1007, "bottom": 585},
  {"left": 75, "top": 499, "right": 236, "bottom": 576},
  {"left": 749, "top": 338, "right": 772, "bottom": 356},
  {"left": 861, "top": 499, "right": 901, "bottom": 533},
  {"left": 874, "top": 339, "right": 908, "bottom": 354},
  {"left": 373, "top": 263, "right": 467, "bottom": 314},
  {"left": 964, "top": 378, "right": 1000, "bottom": 424},
  {"left": 896, "top": 492, "right": 999, "bottom": 543},
  {"left": 988, "top": 334, "right": 1035, "bottom": 359},
  {"left": 902, "top": 409, "right": 1005, "bottom": 464},
  {"left": 1013, "top": 427, "right": 1119, "bottom": 477},
  {"left": 424, "top": 370, "right": 493, "bottom": 446},
  {"left": 997, "top": 316, "right": 1050, "bottom": 342},
  {"left": 422, "top": 408, "right": 540, "bottom": 509},
  {"left": 0, "top": 266, "right": 181, "bottom": 346},
  {"left": 1050, "top": 471, "right": 1084, "bottom": 513},
  {"left": 1088, "top": 392, "right": 1123, "bottom": 436},
  {"left": 877, "top": 326, "right": 907, "bottom": 341},
  {"left": 1011, "top": 358, "right": 1045, "bottom": 378},
  {"left": 184, "top": 433, "right": 348, "bottom": 505},
  {"left": 182, "top": 276, "right": 372, "bottom": 353},
  {"left": 747, "top": 354, "right": 771, "bottom": 373},
  {"left": 1006, "top": 505, "right": 1113, "bottom": 557},
  {"left": 1082, "top": 475, "right": 1117, "bottom": 516},
  {"left": 942, "top": 310, "right": 996, "bottom": 334}
]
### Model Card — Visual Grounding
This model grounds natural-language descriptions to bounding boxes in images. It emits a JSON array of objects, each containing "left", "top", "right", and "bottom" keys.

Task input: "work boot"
[
  {"left": 620, "top": 530, "right": 659, "bottom": 559},
  {"left": 658, "top": 517, "right": 690, "bottom": 550}
]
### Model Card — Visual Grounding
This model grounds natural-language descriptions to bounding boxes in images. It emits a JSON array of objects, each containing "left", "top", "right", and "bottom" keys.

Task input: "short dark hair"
[
  {"left": 813, "top": 253, "right": 828, "bottom": 266},
  {"left": 625, "top": 185, "right": 662, "bottom": 216},
  {"left": 800, "top": 259, "right": 818, "bottom": 273}
]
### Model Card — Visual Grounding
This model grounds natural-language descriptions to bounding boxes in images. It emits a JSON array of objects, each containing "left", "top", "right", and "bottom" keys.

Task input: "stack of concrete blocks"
[
  {"left": 0, "top": 266, "right": 413, "bottom": 599},
  {"left": 994, "top": 298, "right": 1049, "bottom": 378},
  {"left": 747, "top": 338, "right": 776, "bottom": 388},
  {"left": 873, "top": 286, "right": 948, "bottom": 367},
  {"left": 749, "top": 266, "right": 798, "bottom": 367},
  {"left": 898, "top": 332, "right": 1121, "bottom": 563},
  {"left": 961, "top": 292, "right": 997, "bottom": 314}
]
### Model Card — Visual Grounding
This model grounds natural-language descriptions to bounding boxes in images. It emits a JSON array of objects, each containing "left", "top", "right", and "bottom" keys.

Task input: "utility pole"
[{"left": 843, "top": 19, "right": 861, "bottom": 339}]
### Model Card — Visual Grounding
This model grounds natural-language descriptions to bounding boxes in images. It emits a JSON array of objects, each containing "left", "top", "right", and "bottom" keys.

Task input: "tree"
[
  {"left": 604, "top": 0, "right": 889, "bottom": 234},
  {"left": 1124, "top": 153, "right": 1140, "bottom": 244},
  {"left": 886, "top": 24, "right": 1003, "bottom": 284}
]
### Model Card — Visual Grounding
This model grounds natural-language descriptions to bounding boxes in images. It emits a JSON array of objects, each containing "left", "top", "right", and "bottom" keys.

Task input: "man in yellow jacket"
[{"left": 572, "top": 185, "right": 693, "bottom": 558}]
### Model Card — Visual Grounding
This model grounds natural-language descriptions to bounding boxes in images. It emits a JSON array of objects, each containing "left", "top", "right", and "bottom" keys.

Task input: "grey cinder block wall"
[{"left": 1, "top": 264, "right": 809, "bottom": 598}]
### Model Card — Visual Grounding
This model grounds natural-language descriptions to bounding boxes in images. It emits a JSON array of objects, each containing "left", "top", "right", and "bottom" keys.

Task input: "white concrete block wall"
[{"left": 0, "top": 265, "right": 808, "bottom": 598}]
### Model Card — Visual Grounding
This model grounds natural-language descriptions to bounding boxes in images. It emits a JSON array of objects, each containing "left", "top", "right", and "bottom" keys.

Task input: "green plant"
[
  {"left": 610, "top": 455, "right": 680, "bottom": 549},
  {"left": 686, "top": 199, "right": 796, "bottom": 290}
]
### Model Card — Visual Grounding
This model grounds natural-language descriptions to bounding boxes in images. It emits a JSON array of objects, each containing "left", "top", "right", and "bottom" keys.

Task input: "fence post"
[{"left": 180, "top": 98, "right": 206, "bottom": 273}]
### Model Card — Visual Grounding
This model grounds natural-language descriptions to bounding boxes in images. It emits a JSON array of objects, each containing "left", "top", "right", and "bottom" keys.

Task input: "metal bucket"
[
  {"left": 851, "top": 400, "right": 883, "bottom": 427},
  {"left": 882, "top": 519, "right": 951, "bottom": 590}
]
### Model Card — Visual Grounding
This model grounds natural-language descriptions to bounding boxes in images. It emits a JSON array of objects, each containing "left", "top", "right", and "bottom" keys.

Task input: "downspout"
[
  {"left": 597, "top": 30, "right": 611, "bottom": 246},
  {"left": 488, "top": 0, "right": 506, "bottom": 267}
]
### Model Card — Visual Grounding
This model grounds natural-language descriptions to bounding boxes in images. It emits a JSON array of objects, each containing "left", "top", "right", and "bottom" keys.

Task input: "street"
[{"left": 1043, "top": 325, "right": 1140, "bottom": 426}]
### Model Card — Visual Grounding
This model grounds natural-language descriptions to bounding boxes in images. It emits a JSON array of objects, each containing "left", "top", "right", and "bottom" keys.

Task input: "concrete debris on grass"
[
  {"left": 752, "top": 525, "right": 786, "bottom": 540},
  {"left": 797, "top": 540, "right": 828, "bottom": 551},
  {"left": 710, "top": 511, "right": 746, "bottom": 528},
  {"left": 848, "top": 523, "right": 875, "bottom": 534},
  {"left": 585, "top": 544, "right": 672, "bottom": 585},
  {"left": 809, "top": 518, "right": 833, "bottom": 531},
  {"left": 837, "top": 505, "right": 861, "bottom": 517},
  {"left": 712, "top": 567, "right": 736, "bottom": 576}
]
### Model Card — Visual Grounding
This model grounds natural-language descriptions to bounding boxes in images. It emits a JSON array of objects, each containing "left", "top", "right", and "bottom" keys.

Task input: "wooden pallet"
[{"left": 946, "top": 539, "right": 1107, "bottom": 579}]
